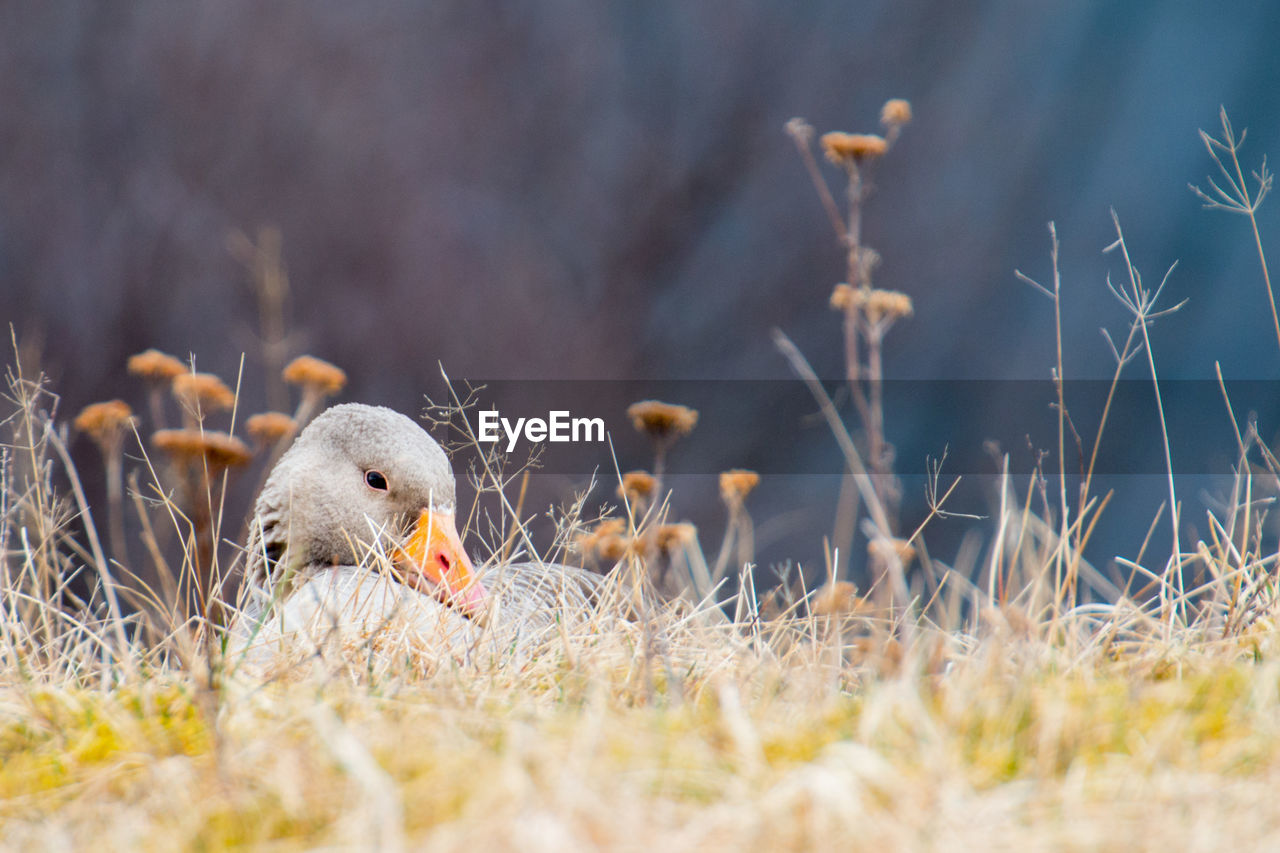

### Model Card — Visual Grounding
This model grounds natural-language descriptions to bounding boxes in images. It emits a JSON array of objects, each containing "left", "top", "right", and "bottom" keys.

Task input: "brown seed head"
[
  {"left": 821, "top": 132, "right": 888, "bottom": 164},
  {"left": 283, "top": 355, "right": 347, "bottom": 397},
  {"left": 618, "top": 470, "right": 657, "bottom": 504},
  {"left": 880, "top": 99, "right": 913, "bottom": 127},
  {"left": 719, "top": 469, "right": 760, "bottom": 505},
  {"left": 627, "top": 400, "right": 699, "bottom": 440},
  {"left": 577, "top": 518, "right": 631, "bottom": 564},
  {"left": 653, "top": 522, "right": 697, "bottom": 554},
  {"left": 127, "top": 349, "right": 186, "bottom": 382},
  {"left": 153, "top": 429, "right": 253, "bottom": 468},
  {"left": 75, "top": 400, "right": 134, "bottom": 446},
  {"left": 864, "top": 289, "right": 913, "bottom": 323},
  {"left": 829, "top": 285, "right": 913, "bottom": 323},
  {"left": 812, "top": 580, "right": 869, "bottom": 617},
  {"left": 246, "top": 411, "right": 297, "bottom": 445},
  {"left": 591, "top": 518, "right": 627, "bottom": 538},
  {"left": 172, "top": 372, "right": 236, "bottom": 413},
  {"left": 830, "top": 283, "right": 855, "bottom": 312},
  {"left": 868, "top": 537, "right": 917, "bottom": 568}
]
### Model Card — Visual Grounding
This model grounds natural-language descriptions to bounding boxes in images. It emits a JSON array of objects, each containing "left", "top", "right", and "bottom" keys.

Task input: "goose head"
[{"left": 247, "top": 403, "right": 486, "bottom": 616}]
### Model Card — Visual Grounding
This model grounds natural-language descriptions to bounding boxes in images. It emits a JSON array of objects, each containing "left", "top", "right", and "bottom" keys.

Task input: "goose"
[{"left": 227, "top": 403, "right": 602, "bottom": 674}]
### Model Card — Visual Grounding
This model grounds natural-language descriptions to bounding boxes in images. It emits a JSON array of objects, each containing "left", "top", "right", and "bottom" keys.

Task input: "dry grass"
[
  {"left": 7, "top": 355, "right": 1280, "bottom": 852},
  {"left": 5, "top": 107, "right": 1280, "bottom": 850}
]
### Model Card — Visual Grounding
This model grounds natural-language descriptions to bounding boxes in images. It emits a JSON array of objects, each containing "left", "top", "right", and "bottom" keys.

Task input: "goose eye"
[{"left": 365, "top": 470, "right": 389, "bottom": 491}]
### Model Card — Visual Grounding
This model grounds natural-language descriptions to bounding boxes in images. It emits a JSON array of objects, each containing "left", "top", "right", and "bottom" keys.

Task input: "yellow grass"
[
  {"left": 6, "top": 611, "right": 1280, "bottom": 849},
  {"left": 5, "top": 373, "right": 1280, "bottom": 849}
]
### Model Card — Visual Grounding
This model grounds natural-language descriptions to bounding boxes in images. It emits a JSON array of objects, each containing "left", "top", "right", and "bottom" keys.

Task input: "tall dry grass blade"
[
  {"left": 40, "top": 418, "right": 132, "bottom": 669},
  {"left": 770, "top": 329, "right": 891, "bottom": 539},
  {"left": 1104, "top": 210, "right": 1187, "bottom": 632}
]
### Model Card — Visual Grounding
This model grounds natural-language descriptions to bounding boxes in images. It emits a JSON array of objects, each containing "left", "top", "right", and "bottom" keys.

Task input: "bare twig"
[{"left": 1191, "top": 107, "right": 1277, "bottom": 355}]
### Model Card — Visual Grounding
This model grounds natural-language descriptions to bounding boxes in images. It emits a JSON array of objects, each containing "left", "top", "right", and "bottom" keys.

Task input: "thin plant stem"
[
  {"left": 785, "top": 119, "right": 846, "bottom": 242},
  {"left": 104, "top": 443, "right": 126, "bottom": 568},
  {"left": 42, "top": 419, "right": 132, "bottom": 668},
  {"left": 1244, "top": 199, "right": 1277, "bottom": 354},
  {"left": 1106, "top": 211, "right": 1185, "bottom": 630},
  {"left": 1046, "top": 223, "right": 1070, "bottom": 612}
]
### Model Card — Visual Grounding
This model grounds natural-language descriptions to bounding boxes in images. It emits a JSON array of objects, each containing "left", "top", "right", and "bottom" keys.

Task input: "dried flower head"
[
  {"left": 784, "top": 116, "right": 815, "bottom": 144},
  {"left": 627, "top": 400, "right": 699, "bottom": 439},
  {"left": 829, "top": 285, "right": 914, "bottom": 323},
  {"left": 868, "top": 537, "right": 917, "bottom": 568},
  {"left": 172, "top": 372, "right": 236, "bottom": 414},
  {"left": 821, "top": 132, "right": 887, "bottom": 164},
  {"left": 864, "top": 289, "right": 914, "bottom": 323},
  {"left": 73, "top": 399, "right": 135, "bottom": 445},
  {"left": 618, "top": 470, "right": 657, "bottom": 504},
  {"left": 653, "top": 522, "right": 697, "bottom": 554},
  {"left": 127, "top": 349, "right": 186, "bottom": 382},
  {"left": 153, "top": 429, "right": 253, "bottom": 468},
  {"left": 283, "top": 355, "right": 347, "bottom": 396},
  {"left": 576, "top": 518, "right": 631, "bottom": 564},
  {"left": 830, "top": 283, "right": 855, "bottom": 312},
  {"left": 880, "top": 99, "right": 913, "bottom": 127},
  {"left": 588, "top": 518, "right": 627, "bottom": 539},
  {"left": 719, "top": 469, "right": 760, "bottom": 504},
  {"left": 812, "top": 580, "right": 870, "bottom": 617},
  {"left": 246, "top": 411, "right": 297, "bottom": 445}
]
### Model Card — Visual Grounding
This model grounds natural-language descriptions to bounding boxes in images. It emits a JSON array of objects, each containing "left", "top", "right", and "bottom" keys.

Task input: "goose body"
[{"left": 228, "top": 403, "right": 600, "bottom": 674}]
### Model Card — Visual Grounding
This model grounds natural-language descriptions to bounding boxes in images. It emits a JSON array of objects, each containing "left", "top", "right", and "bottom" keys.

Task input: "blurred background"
[{"left": 4, "top": 2, "right": 1280, "bottom": 594}]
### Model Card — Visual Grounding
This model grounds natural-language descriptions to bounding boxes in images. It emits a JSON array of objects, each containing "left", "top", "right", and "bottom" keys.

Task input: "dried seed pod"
[
  {"left": 246, "top": 411, "right": 297, "bottom": 445},
  {"left": 626, "top": 400, "right": 698, "bottom": 439},
  {"left": 719, "top": 469, "right": 760, "bottom": 505},
  {"left": 153, "top": 429, "right": 253, "bottom": 469},
  {"left": 821, "top": 132, "right": 887, "bottom": 165},
  {"left": 283, "top": 355, "right": 347, "bottom": 397},
  {"left": 172, "top": 372, "right": 236, "bottom": 414},
  {"left": 127, "top": 349, "right": 186, "bottom": 383},
  {"left": 880, "top": 99, "right": 913, "bottom": 127},
  {"left": 75, "top": 400, "right": 135, "bottom": 450}
]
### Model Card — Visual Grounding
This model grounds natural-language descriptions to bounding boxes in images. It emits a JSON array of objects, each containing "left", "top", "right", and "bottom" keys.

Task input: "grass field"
[{"left": 4, "top": 105, "right": 1280, "bottom": 850}]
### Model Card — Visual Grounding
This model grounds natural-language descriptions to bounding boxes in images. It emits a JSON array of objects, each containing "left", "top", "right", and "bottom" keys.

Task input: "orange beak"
[{"left": 394, "top": 509, "right": 488, "bottom": 618}]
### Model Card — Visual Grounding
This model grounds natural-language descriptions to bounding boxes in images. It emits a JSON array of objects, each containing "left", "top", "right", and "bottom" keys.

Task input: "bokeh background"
[{"left": 4, "top": 2, "right": 1280, "bottom": 591}]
